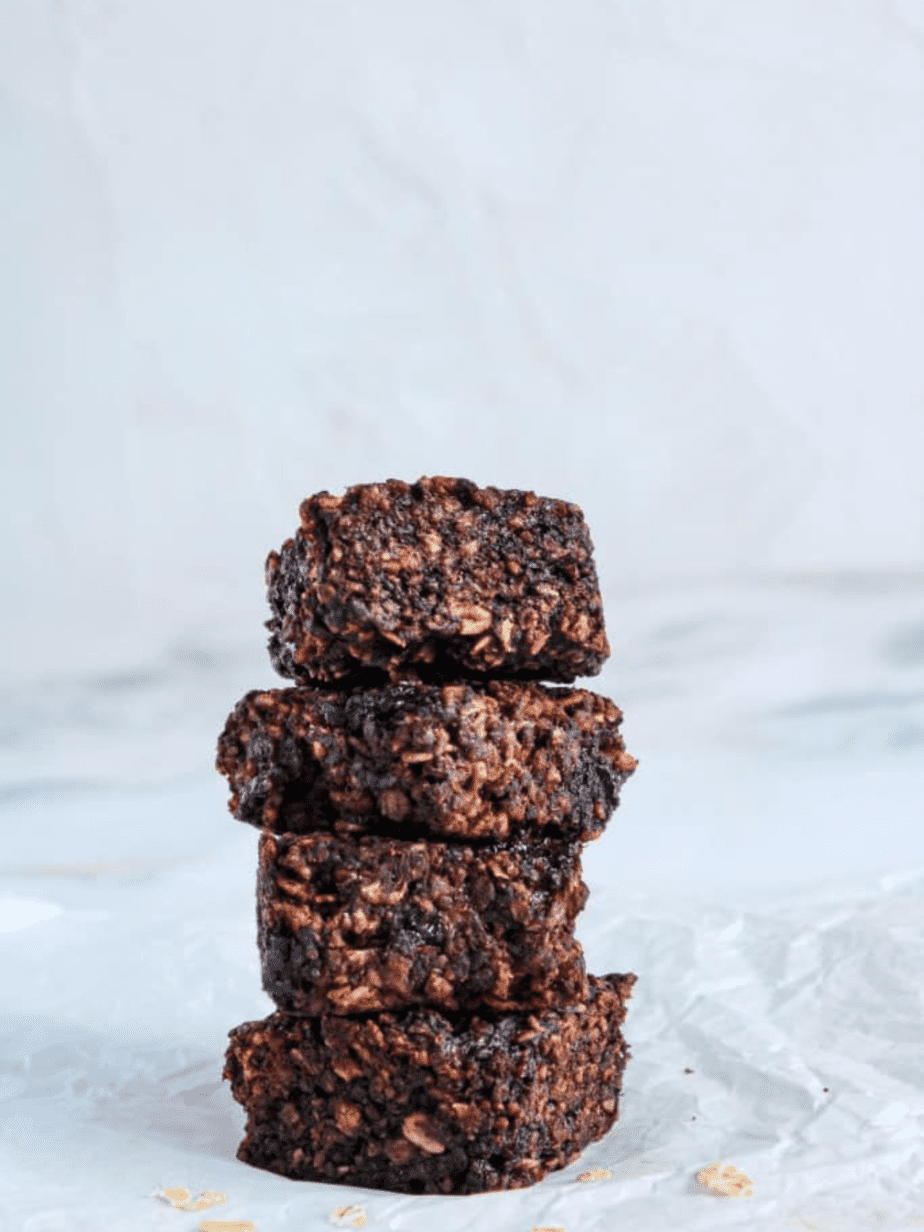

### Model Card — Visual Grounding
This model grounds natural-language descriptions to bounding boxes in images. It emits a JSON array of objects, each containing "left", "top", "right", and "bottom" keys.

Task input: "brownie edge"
[{"left": 223, "top": 972, "right": 635, "bottom": 1195}]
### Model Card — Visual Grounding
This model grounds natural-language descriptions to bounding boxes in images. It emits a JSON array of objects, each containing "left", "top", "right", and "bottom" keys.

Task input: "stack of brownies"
[{"left": 218, "top": 476, "right": 638, "bottom": 1195}]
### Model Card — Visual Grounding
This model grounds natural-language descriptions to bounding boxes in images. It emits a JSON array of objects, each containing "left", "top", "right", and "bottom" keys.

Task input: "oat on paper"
[
  {"left": 329, "top": 1205, "right": 368, "bottom": 1228},
  {"left": 157, "top": 1187, "right": 227, "bottom": 1212},
  {"left": 577, "top": 1167, "right": 612, "bottom": 1181},
  {"left": 695, "top": 1161, "right": 755, "bottom": 1198}
]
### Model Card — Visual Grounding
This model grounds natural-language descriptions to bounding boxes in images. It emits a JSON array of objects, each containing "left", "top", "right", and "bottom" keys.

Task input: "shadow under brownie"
[
  {"left": 223, "top": 972, "right": 636, "bottom": 1194},
  {"left": 218, "top": 678, "right": 637, "bottom": 843},
  {"left": 258, "top": 829, "right": 589, "bottom": 1014},
  {"left": 265, "top": 476, "right": 610, "bottom": 686}
]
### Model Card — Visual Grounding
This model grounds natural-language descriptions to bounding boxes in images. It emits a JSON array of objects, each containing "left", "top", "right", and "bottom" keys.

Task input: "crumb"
[
  {"left": 823, "top": 1087, "right": 829, "bottom": 1092},
  {"left": 577, "top": 1167, "right": 612, "bottom": 1181},
  {"left": 691, "top": 1116, "right": 696, "bottom": 1120},
  {"left": 684, "top": 1068, "right": 694, "bottom": 1074},
  {"left": 198, "top": 1222, "right": 256, "bottom": 1232},
  {"left": 695, "top": 1161, "right": 754, "bottom": 1199},
  {"left": 330, "top": 1207, "right": 368, "bottom": 1229},
  {"left": 156, "top": 1188, "right": 227, "bottom": 1213},
  {"left": 532, "top": 1227, "right": 569, "bottom": 1232}
]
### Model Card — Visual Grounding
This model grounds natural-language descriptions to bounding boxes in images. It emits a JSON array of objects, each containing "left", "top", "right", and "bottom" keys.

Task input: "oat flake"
[
  {"left": 158, "top": 1187, "right": 192, "bottom": 1208},
  {"left": 330, "top": 1204, "right": 369, "bottom": 1228},
  {"left": 695, "top": 1161, "right": 755, "bottom": 1198},
  {"left": 156, "top": 1187, "right": 227, "bottom": 1212},
  {"left": 198, "top": 1221, "right": 257, "bottom": 1232}
]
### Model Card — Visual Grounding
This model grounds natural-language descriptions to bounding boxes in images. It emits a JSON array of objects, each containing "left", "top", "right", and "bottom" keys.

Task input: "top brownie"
[{"left": 265, "top": 476, "right": 610, "bottom": 686}]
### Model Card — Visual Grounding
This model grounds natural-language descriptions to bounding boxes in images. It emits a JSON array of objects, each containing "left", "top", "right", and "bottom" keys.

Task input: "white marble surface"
[{"left": 2, "top": 578, "right": 923, "bottom": 1230}]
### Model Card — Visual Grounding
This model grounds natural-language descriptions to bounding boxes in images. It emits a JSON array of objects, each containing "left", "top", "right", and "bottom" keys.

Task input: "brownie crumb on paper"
[
  {"left": 695, "top": 1161, "right": 755, "bottom": 1198},
  {"left": 577, "top": 1167, "right": 612, "bottom": 1181}
]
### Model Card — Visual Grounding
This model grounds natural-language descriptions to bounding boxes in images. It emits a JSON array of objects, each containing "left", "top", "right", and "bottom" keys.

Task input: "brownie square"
[
  {"left": 265, "top": 476, "right": 610, "bottom": 686},
  {"left": 217, "top": 679, "right": 636, "bottom": 844},
  {"left": 223, "top": 972, "right": 635, "bottom": 1194},
  {"left": 257, "top": 830, "right": 589, "bottom": 1015}
]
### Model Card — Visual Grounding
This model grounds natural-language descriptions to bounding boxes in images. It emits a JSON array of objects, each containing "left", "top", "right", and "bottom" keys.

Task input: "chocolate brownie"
[
  {"left": 257, "top": 830, "right": 588, "bottom": 1015},
  {"left": 223, "top": 972, "right": 635, "bottom": 1194},
  {"left": 217, "top": 679, "right": 637, "bottom": 844},
  {"left": 265, "top": 477, "right": 610, "bottom": 685}
]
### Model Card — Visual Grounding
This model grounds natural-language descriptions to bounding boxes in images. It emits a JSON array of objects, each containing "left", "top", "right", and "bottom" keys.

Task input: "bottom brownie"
[{"left": 224, "top": 972, "right": 635, "bottom": 1194}]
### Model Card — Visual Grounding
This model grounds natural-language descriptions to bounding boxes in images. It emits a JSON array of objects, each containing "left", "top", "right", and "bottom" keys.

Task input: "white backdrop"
[{"left": 2, "top": 0, "right": 923, "bottom": 675}]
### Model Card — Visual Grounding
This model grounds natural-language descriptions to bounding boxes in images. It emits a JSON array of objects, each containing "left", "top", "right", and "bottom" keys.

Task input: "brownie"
[
  {"left": 265, "top": 476, "right": 610, "bottom": 686},
  {"left": 257, "top": 830, "right": 589, "bottom": 1015},
  {"left": 223, "top": 972, "right": 635, "bottom": 1194},
  {"left": 217, "top": 678, "right": 637, "bottom": 844}
]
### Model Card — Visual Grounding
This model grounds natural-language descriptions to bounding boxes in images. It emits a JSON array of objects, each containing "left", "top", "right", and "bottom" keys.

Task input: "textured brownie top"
[
  {"left": 224, "top": 972, "right": 635, "bottom": 1194},
  {"left": 217, "top": 678, "right": 637, "bottom": 843},
  {"left": 257, "top": 830, "right": 589, "bottom": 1014},
  {"left": 265, "top": 476, "right": 610, "bottom": 685}
]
